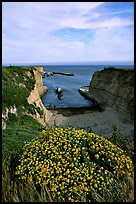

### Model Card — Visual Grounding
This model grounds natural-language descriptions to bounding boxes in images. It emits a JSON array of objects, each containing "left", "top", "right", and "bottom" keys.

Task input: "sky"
[{"left": 2, "top": 2, "right": 134, "bottom": 64}]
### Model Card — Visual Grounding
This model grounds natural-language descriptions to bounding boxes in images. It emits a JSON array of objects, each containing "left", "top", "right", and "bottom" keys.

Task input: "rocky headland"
[{"left": 88, "top": 67, "right": 134, "bottom": 122}]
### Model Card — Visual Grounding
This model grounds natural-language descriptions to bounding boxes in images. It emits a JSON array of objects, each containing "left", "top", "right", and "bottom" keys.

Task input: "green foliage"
[
  {"left": 39, "top": 103, "right": 46, "bottom": 121},
  {"left": 2, "top": 65, "right": 47, "bottom": 158},
  {"left": 2, "top": 65, "right": 45, "bottom": 123},
  {"left": 2, "top": 157, "right": 134, "bottom": 202},
  {"left": 103, "top": 66, "right": 134, "bottom": 71},
  {"left": 2, "top": 115, "right": 44, "bottom": 158},
  {"left": 2, "top": 158, "right": 56, "bottom": 202},
  {"left": 2, "top": 66, "right": 36, "bottom": 111},
  {"left": 2, "top": 125, "right": 134, "bottom": 202},
  {"left": 2, "top": 65, "right": 134, "bottom": 202},
  {"left": 104, "top": 66, "right": 116, "bottom": 69},
  {"left": 2, "top": 79, "right": 29, "bottom": 110},
  {"left": 26, "top": 104, "right": 37, "bottom": 115},
  {"left": 15, "top": 127, "right": 133, "bottom": 202},
  {"left": 109, "top": 124, "right": 134, "bottom": 163}
]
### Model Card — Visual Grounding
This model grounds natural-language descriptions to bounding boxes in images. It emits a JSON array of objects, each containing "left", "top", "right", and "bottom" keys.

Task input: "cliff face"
[
  {"left": 27, "top": 66, "right": 52, "bottom": 126},
  {"left": 2, "top": 66, "right": 52, "bottom": 129},
  {"left": 89, "top": 68, "right": 134, "bottom": 121}
]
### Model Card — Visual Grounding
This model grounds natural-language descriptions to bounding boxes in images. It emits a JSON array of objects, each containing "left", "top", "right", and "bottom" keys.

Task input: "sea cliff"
[
  {"left": 89, "top": 68, "right": 134, "bottom": 122},
  {"left": 27, "top": 66, "right": 52, "bottom": 126},
  {"left": 2, "top": 66, "right": 52, "bottom": 129}
]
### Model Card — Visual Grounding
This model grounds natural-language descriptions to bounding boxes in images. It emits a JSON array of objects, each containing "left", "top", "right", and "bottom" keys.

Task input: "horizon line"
[{"left": 2, "top": 60, "right": 134, "bottom": 65}]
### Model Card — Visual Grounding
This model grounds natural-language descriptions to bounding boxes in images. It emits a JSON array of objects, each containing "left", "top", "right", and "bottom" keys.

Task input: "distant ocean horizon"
[
  {"left": 2, "top": 62, "right": 134, "bottom": 109},
  {"left": 2, "top": 60, "right": 134, "bottom": 66}
]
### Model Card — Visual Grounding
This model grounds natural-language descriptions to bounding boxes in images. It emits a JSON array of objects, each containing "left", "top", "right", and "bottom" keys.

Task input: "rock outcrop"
[
  {"left": 2, "top": 105, "right": 17, "bottom": 129},
  {"left": 27, "top": 66, "right": 52, "bottom": 126},
  {"left": 89, "top": 68, "right": 134, "bottom": 121}
]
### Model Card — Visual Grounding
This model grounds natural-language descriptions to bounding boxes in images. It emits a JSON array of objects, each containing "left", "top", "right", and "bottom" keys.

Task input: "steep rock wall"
[
  {"left": 89, "top": 68, "right": 134, "bottom": 121},
  {"left": 27, "top": 66, "right": 52, "bottom": 126}
]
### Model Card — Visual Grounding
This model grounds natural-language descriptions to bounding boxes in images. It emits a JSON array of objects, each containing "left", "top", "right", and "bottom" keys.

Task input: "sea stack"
[{"left": 55, "top": 87, "right": 63, "bottom": 94}]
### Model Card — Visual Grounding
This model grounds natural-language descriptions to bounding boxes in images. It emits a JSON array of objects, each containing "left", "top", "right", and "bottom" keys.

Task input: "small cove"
[{"left": 41, "top": 64, "right": 133, "bottom": 109}]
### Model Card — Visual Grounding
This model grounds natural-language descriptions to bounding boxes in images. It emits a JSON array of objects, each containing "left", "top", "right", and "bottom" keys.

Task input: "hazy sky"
[{"left": 2, "top": 2, "right": 134, "bottom": 64}]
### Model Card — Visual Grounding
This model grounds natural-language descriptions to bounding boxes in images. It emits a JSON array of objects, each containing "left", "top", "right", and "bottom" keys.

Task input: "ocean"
[{"left": 41, "top": 64, "right": 133, "bottom": 109}]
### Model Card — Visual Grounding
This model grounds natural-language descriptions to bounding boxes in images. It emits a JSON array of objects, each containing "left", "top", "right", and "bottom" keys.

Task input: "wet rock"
[
  {"left": 49, "top": 104, "right": 56, "bottom": 110},
  {"left": 47, "top": 72, "right": 53, "bottom": 77},
  {"left": 55, "top": 87, "right": 63, "bottom": 94}
]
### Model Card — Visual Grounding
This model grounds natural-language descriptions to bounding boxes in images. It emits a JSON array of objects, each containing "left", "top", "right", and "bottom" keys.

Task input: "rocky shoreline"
[
  {"left": 46, "top": 106, "right": 134, "bottom": 139},
  {"left": 49, "top": 106, "right": 100, "bottom": 116}
]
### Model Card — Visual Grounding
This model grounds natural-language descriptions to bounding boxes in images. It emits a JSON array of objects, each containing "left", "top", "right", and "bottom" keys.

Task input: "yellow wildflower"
[
  {"left": 94, "top": 183, "right": 98, "bottom": 188},
  {"left": 95, "top": 154, "right": 99, "bottom": 159}
]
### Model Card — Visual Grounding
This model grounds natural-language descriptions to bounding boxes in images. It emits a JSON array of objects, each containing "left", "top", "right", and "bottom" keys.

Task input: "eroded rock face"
[
  {"left": 2, "top": 106, "right": 17, "bottom": 129},
  {"left": 27, "top": 67, "right": 52, "bottom": 126},
  {"left": 89, "top": 68, "right": 134, "bottom": 121}
]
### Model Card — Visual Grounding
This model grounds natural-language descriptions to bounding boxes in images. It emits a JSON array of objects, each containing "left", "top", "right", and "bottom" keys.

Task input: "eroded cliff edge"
[
  {"left": 27, "top": 66, "right": 52, "bottom": 126},
  {"left": 2, "top": 66, "right": 52, "bottom": 129},
  {"left": 89, "top": 68, "right": 134, "bottom": 122}
]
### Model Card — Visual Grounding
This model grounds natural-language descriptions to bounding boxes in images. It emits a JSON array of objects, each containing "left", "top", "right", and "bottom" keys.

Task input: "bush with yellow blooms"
[{"left": 15, "top": 127, "right": 133, "bottom": 202}]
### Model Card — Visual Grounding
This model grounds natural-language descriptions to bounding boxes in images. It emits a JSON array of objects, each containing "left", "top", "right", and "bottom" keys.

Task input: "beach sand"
[{"left": 46, "top": 106, "right": 134, "bottom": 138}]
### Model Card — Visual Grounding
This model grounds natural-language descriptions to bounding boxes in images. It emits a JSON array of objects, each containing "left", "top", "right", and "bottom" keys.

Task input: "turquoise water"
[{"left": 41, "top": 65, "right": 133, "bottom": 109}]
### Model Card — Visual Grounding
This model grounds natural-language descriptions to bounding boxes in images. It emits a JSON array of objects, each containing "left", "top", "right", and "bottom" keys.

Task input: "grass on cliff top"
[
  {"left": 103, "top": 66, "right": 134, "bottom": 71},
  {"left": 2, "top": 66, "right": 36, "bottom": 111},
  {"left": 2, "top": 65, "right": 45, "bottom": 118}
]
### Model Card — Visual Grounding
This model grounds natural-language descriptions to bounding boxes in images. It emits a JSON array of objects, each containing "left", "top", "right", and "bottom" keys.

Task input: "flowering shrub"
[{"left": 15, "top": 127, "right": 133, "bottom": 202}]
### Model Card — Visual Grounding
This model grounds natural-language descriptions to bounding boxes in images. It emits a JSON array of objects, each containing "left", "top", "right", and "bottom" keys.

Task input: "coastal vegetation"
[
  {"left": 2, "top": 114, "right": 43, "bottom": 158},
  {"left": 2, "top": 66, "right": 35, "bottom": 112},
  {"left": 2, "top": 66, "right": 134, "bottom": 202},
  {"left": 15, "top": 127, "right": 133, "bottom": 202},
  {"left": 2, "top": 126, "right": 134, "bottom": 202},
  {"left": 103, "top": 66, "right": 134, "bottom": 71}
]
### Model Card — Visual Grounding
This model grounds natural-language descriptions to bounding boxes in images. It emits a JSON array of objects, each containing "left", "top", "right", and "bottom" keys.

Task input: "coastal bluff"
[
  {"left": 27, "top": 66, "right": 52, "bottom": 126},
  {"left": 2, "top": 66, "right": 52, "bottom": 129},
  {"left": 89, "top": 68, "right": 134, "bottom": 122}
]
